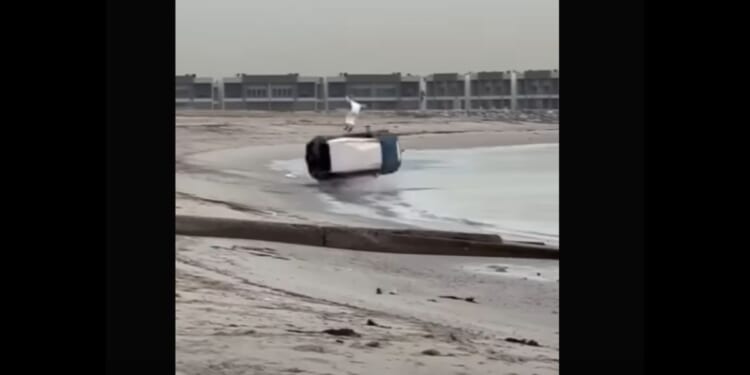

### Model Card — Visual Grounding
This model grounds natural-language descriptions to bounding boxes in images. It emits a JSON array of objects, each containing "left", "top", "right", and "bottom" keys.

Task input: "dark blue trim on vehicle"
[{"left": 379, "top": 134, "right": 401, "bottom": 174}]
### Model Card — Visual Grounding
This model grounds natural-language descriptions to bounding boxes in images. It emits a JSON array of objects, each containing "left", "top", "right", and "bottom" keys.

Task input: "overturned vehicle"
[{"left": 305, "top": 132, "right": 402, "bottom": 181}]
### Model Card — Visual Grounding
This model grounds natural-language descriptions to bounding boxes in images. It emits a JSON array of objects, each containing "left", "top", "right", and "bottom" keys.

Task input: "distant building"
[
  {"left": 468, "top": 71, "right": 514, "bottom": 110},
  {"left": 221, "top": 74, "right": 323, "bottom": 111},
  {"left": 183, "top": 69, "right": 559, "bottom": 112},
  {"left": 175, "top": 75, "right": 214, "bottom": 110},
  {"left": 515, "top": 70, "right": 559, "bottom": 110},
  {"left": 424, "top": 73, "right": 468, "bottom": 110},
  {"left": 324, "top": 73, "right": 421, "bottom": 111}
]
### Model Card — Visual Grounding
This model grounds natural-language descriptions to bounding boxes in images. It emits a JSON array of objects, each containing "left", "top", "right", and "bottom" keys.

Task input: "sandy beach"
[{"left": 176, "top": 111, "right": 559, "bottom": 374}]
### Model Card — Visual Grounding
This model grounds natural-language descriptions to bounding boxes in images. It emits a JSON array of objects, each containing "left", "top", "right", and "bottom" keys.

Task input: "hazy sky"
[{"left": 176, "top": 0, "right": 558, "bottom": 77}]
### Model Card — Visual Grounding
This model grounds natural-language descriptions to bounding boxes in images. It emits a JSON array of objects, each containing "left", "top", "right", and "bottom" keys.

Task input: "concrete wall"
[
  {"left": 397, "top": 100, "right": 420, "bottom": 110},
  {"left": 192, "top": 102, "right": 213, "bottom": 110},
  {"left": 518, "top": 98, "right": 559, "bottom": 110},
  {"left": 471, "top": 99, "right": 511, "bottom": 110},
  {"left": 223, "top": 101, "right": 245, "bottom": 110},
  {"left": 246, "top": 102, "right": 268, "bottom": 110},
  {"left": 269, "top": 102, "right": 295, "bottom": 111},
  {"left": 175, "top": 101, "right": 213, "bottom": 110}
]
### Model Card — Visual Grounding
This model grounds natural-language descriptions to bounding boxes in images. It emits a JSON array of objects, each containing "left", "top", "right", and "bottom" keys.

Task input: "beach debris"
[
  {"left": 293, "top": 344, "right": 326, "bottom": 353},
  {"left": 375, "top": 287, "right": 398, "bottom": 295},
  {"left": 489, "top": 265, "right": 508, "bottom": 273},
  {"left": 213, "top": 329, "right": 256, "bottom": 336},
  {"left": 505, "top": 337, "right": 540, "bottom": 347},
  {"left": 236, "top": 246, "right": 290, "bottom": 260},
  {"left": 365, "top": 341, "right": 381, "bottom": 348},
  {"left": 421, "top": 349, "right": 442, "bottom": 356},
  {"left": 366, "top": 319, "right": 391, "bottom": 329},
  {"left": 286, "top": 329, "right": 316, "bottom": 334},
  {"left": 210, "top": 245, "right": 289, "bottom": 260},
  {"left": 336, "top": 339, "right": 344, "bottom": 344},
  {"left": 439, "top": 295, "right": 461, "bottom": 300},
  {"left": 428, "top": 299, "right": 438, "bottom": 302},
  {"left": 322, "top": 328, "right": 360, "bottom": 337},
  {"left": 285, "top": 173, "right": 297, "bottom": 179},
  {"left": 536, "top": 272, "right": 541, "bottom": 277},
  {"left": 285, "top": 329, "right": 328, "bottom": 335},
  {"left": 439, "top": 295, "right": 478, "bottom": 303}
]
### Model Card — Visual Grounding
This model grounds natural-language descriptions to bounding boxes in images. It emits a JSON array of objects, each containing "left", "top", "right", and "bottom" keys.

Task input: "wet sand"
[
  {"left": 176, "top": 112, "right": 558, "bottom": 227},
  {"left": 176, "top": 112, "right": 559, "bottom": 374}
]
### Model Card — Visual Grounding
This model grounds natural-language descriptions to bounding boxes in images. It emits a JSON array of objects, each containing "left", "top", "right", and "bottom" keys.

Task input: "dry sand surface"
[{"left": 176, "top": 111, "right": 559, "bottom": 374}]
